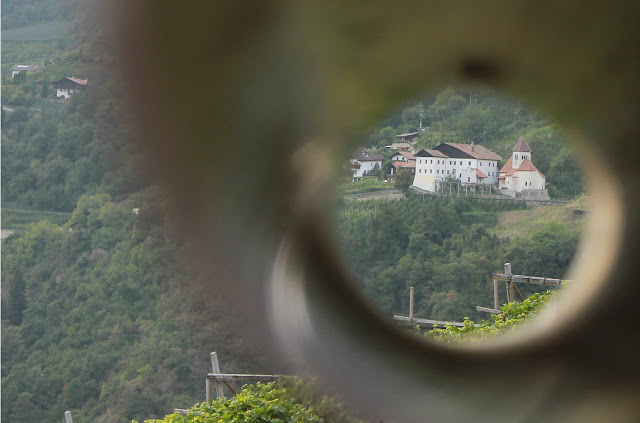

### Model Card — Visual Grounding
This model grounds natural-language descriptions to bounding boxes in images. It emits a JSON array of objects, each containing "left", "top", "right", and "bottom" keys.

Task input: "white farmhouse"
[
  {"left": 350, "top": 149, "right": 384, "bottom": 178},
  {"left": 412, "top": 142, "right": 502, "bottom": 192},
  {"left": 11, "top": 64, "right": 38, "bottom": 78},
  {"left": 498, "top": 136, "right": 547, "bottom": 198},
  {"left": 389, "top": 151, "right": 416, "bottom": 162},
  {"left": 52, "top": 77, "right": 88, "bottom": 99},
  {"left": 389, "top": 150, "right": 416, "bottom": 176}
]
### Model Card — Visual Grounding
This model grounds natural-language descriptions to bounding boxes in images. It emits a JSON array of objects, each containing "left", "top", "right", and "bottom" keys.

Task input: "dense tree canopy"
[{"left": 337, "top": 196, "right": 581, "bottom": 321}]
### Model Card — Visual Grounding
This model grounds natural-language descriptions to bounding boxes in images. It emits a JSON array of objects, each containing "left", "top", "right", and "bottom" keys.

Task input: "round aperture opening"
[{"left": 335, "top": 85, "right": 609, "bottom": 346}]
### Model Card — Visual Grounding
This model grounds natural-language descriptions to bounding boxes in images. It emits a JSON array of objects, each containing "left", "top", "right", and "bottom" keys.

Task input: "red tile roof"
[
  {"left": 442, "top": 143, "right": 502, "bottom": 160},
  {"left": 475, "top": 169, "right": 488, "bottom": 178},
  {"left": 392, "top": 161, "right": 416, "bottom": 169},
  {"left": 397, "top": 151, "right": 416, "bottom": 160},
  {"left": 415, "top": 149, "right": 448, "bottom": 158},
  {"left": 499, "top": 156, "right": 545, "bottom": 177},
  {"left": 513, "top": 136, "right": 532, "bottom": 152},
  {"left": 351, "top": 149, "right": 384, "bottom": 161},
  {"left": 517, "top": 159, "right": 545, "bottom": 177},
  {"left": 499, "top": 156, "right": 514, "bottom": 175}
]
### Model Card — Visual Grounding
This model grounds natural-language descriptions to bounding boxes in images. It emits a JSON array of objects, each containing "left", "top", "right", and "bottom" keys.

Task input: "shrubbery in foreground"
[
  {"left": 140, "top": 378, "right": 362, "bottom": 423},
  {"left": 426, "top": 290, "right": 556, "bottom": 342}
]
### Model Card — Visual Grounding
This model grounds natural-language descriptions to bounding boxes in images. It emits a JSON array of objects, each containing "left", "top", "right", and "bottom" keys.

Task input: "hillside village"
[{"left": 348, "top": 135, "right": 550, "bottom": 200}]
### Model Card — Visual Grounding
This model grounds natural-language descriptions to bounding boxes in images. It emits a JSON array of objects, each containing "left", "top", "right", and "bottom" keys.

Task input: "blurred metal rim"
[{"left": 114, "top": 1, "right": 640, "bottom": 422}]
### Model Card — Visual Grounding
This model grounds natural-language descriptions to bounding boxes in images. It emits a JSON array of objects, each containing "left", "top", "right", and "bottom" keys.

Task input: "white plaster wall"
[
  {"left": 517, "top": 171, "right": 546, "bottom": 190},
  {"left": 413, "top": 157, "right": 437, "bottom": 191},
  {"left": 461, "top": 167, "right": 477, "bottom": 184},
  {"left": 56, "top": 88, "right": 72, "bottom": 99},
  {"left": 512, "top": 152, "right": 530, "bottom": 169},
  {"left": 351, "top": 160, "right": 381, "bottom": 178},
  {"left": 478, "top": 160, "right": 499, "bottom": 184}
]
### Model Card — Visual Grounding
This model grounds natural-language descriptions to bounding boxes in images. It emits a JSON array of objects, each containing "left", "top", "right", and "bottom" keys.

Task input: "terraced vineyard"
[
  {"left": 2, "top": 40, "right": 91, "bottom": 82},
  {"left": 1, "top": 40, "right": 63, "bottom": 75},
  {"left": 29, "top": 55, "right": 91, "bottom": 82},
  {"left": 1, "top": 208, "right": 72, "bottom": 229}
]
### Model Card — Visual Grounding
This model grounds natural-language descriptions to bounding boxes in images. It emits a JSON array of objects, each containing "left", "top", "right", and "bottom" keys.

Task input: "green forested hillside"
[
  {"left": 1, "top": 191, "right": 262, "bottom": 423},
  {"left": 337, "top": 196, "right": 582, "bottom": 322},
  {"left": 1, "top": 0, "right": 73, "bottom": 30},
  {"left": 2, "top": 5, "right": 262, "bottom": 422}
]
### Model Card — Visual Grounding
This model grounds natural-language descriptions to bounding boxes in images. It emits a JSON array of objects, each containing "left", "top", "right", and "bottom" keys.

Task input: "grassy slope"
[{"left": 491, "top": 196, "right": 590, "bottom": 239}]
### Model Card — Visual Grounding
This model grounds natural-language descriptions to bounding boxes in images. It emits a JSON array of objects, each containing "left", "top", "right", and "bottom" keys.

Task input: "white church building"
[
  {"left": 498, "top": 136, "right": 548, "bottom": 198},
  {"left": 412, "top": 142, "right": 502, "bottom": 192}
]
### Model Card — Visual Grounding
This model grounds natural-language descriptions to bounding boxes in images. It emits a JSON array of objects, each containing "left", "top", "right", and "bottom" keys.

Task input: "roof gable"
[
  {"left": 499, "top": 156, "right": 513, "bottom": 174},
  {"left": 513, "top": 136, "right": 532, "bottom": 152},
  {"left": 351, "top": 149, "right": 384, "bottom": 161},
  {"left": 52, "top": 77, "right": 88, "bottom": 86},
  {"left": 435, "top": 143, "right": 502, "bottom": 161},
  {"left": 516, "top": 159, "right": 545, "bottom": 177},
  {"left": 392, "top": 161, "right": 416, "bottom": 169},
  {"left": 415, "top": 149, "right": 448, "bottom": 158}
]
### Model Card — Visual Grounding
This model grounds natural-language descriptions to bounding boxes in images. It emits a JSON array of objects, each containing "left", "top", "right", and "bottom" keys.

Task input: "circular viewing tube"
[{"left": 116, "top": 1, "right": 640, "bottom": 422}]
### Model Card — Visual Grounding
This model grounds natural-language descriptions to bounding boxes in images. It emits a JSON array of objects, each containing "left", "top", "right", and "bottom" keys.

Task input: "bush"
[
  {"left": 426, "top": 290, "right": 557, "bottom": 342},
  {"left": 141, "top": 379, "right": 362, "bottom": 423}
]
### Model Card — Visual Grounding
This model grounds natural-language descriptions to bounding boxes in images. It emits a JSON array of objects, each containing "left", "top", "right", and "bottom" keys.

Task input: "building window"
[
  {"left": 468, "top": 161, "right": 471, "bottom": 165},
  {"left": 430, "top": 159, "right": 433, "bottom": 164},
  {"left": 430, "top": 169, "right": 432, "bottom": 174},
  {"left": 467, "top": 177, "right": 470, "bottom": 182}
]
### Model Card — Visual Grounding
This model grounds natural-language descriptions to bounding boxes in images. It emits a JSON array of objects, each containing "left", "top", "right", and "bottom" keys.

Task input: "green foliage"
[
  {"left": 142, "top": 379, "right": 361, "bottom": 423},
  {"left": 338, "top": 196, "right": 578, "bottom": 322},
  {"left": 1, "top": 208, "right": 72, "bottom": 229},
  {"left": 427, "top": 290, "right": 556, "bottom": 342},
  {"left": 1, "top": 0, "right": 74, "bottom": 31},
  {"left": 1, "top": 194, "right": 262, "bottom": 423},
  {"left": 339, "top": 178, "right": 392, "bottom": 195},
  {"left": 393, "top": 168, "right": 413, "bottom": 191}
]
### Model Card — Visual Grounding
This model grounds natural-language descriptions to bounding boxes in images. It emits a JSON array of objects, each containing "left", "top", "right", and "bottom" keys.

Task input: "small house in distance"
[
  {"left": 52, "top": 77, "right": 88, "bottom": 99},
  {"left": 498, "top": 136, "right": 548, "bottom": 199},
  {"left": 395, "top": 132, "right": 420, "bottom": 143},
  {"left": 389, "top": 150, "right": 416, "bottom": 163},
  {"left": 384, "top": 142, "right": 417, "bottom": 153},
  {"left": 350, "top": 149, "right": 384, "bottom": 178},
  {"left": 389, "top": 150, "right": 416, "bottom": 176},
  {"left": 390, "top": 160, "right": 416, "bottom": 176},
  {"left": 10, "top": 64, "right": 39, "bottom": 78}
]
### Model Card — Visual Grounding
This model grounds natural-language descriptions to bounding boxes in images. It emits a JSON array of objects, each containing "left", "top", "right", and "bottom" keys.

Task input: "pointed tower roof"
[{"left": 513, "top": 136, "right": 532, "bottom": 152}]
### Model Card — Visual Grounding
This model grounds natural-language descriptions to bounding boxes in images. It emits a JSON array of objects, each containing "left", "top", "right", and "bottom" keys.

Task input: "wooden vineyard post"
[
  {"left": 493, "top": 277, "right": 500, "bottom": 310},
  {"left": 64, "top": 411, "right": 73, "bottom": 423},
  {"left": 210, "top": 352, "right": 225, "bottom": 399},
  {"left": 504, "top": 263, "right": 515, "bottom": 303},
  {"left": 206, "top": 378, "right": 211, "bottom": 402},
  {"left": 409, "top": 287, "right": 414, "bottom": 324}
]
